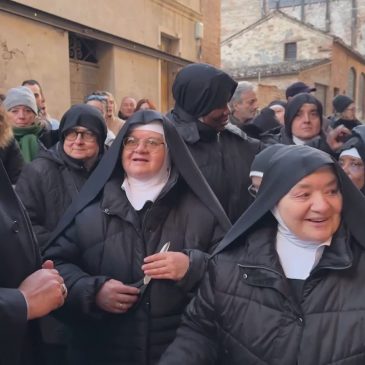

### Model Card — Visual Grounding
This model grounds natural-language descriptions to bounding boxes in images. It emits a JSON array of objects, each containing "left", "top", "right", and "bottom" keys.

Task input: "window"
[
  {"left": 360, "top": 73, "right": 365, "bottom": 119},
  {"left": 348, "top": 67, "right": 356, "bottom": 100},
  {"left": 284, "top": 42, "right": 297, "bottom": 61},
  {"left": 69, "top": 33, "right": 98, "bottom": 64}
]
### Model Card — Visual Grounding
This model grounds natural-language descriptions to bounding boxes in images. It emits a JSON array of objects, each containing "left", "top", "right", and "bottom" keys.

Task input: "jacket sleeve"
[
  {"left": 15, "top": 163, "right": 51, "bottom": 248},
  {"left": 159, "top": 261, "right": 219, "bottom": 364},
  {"left": 44, "top": 224, "right": 110, "bottom": 321},
  {"left": 0, "top": 288, "right": 28, "bottom": 356},
  {"left": 2, "top": 139, "right": 25, "bottom": 185},
  {"left": 177, "top": 218, "right": 226, "bottom": 293}
]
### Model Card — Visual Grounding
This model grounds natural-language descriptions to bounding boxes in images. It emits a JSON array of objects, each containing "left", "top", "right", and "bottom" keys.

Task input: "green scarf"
[{"left": 13, "top": 124, "right": 43, "bottom": 162}]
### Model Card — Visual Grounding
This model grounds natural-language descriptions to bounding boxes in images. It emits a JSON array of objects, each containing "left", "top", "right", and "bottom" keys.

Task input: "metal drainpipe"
[{"left": 325, "top": 0, "right": 331, "bottom": 32}]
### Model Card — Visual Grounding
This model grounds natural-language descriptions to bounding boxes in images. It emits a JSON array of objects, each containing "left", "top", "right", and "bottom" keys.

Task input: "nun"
[
  {"left": 44, "top": 109, "right": 230, "bottom": 365},
  {"left": 338, "top": 125, "right": 365, "bottom": 194},
  {"left": 160, "top": 145, "right": 365, "bottom": 365},
  {"left": 261, "top": 93, "right": 350, "bottom": 154}
]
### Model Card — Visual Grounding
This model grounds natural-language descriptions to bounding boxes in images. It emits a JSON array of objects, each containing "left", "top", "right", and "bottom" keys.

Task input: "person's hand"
[
  {"left": 142, "top": 252, "right": 189, "bottom": 281},
  {"left": 19, "top": 260, "right": 66, "bottom": 320},
  {"left": 95, "top": 279, "right": 140, "bottom": 314},
  {"left": 326, "top": 124, "right": 351, "bottom": 151}
]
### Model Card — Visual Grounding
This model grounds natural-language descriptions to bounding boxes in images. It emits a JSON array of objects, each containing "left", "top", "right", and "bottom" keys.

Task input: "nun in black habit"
[
  {"left": 160, "top": 145, "right": 365, "bottom": 365},
  {"left": 338, "top": 125, "right": 365, "bottom": 194},
  {"left": 261, "top": 93, "right": 350, "bottom": 155},
  {"left": 167, "top": 63, "right": 262, "bottom": 223},
  {"left": 44, "top": 109, "right": 231, "bottom": 365}
]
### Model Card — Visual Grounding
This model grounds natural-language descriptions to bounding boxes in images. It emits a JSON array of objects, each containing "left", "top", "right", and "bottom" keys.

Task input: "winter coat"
[
  {"left": 15, "top": 143, "right": 91, "bottom": 250},
  {"left": 160, "top": 219, "right": 365, "bottom": 365},
  {"left": 0, "top": 110, "right": 24, "bottom": 183},
  {"left": 45, "top": 169, "right": 227, "bottom": 365},
  {"left": 0, "top": 160, "right": 43, "bottom": 365},
  {"left": 44, "top": 109, "right": 231, "bottom": 365},
  {"left": 168, "top": 106, "right": 262, "bottom": 223}
]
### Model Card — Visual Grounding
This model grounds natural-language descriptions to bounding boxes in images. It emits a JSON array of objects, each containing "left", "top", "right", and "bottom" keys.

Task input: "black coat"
[
  {"left": 15, "top": 143, "right": 91, "bottom": 250},
  {"left": 44, "top": 110, "right": 231, "bottom": 365},
  {"left": 160, "top": 220, "right": 365, "bottom": 365},
  {"left": 0, "top": 160, "right": 43, "bottom": 365},
  {"left": 0, "top": 138, "right": 24, "bottom": 184},
  {"left": 160, "top": 145, "right": 365, "bottom": 365},
  {"left": 168, "top": 106, "right": 262, "bottom": 223}
]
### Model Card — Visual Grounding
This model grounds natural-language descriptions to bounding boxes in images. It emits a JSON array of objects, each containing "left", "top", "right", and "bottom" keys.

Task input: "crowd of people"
[{"left": 1, "top": 63, "right": 365, "bottom": 365}]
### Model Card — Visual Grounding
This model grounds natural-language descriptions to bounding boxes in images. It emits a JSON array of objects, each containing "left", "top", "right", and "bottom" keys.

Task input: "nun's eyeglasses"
[
  {"left": 248, "top": 184, "right": 258, "bottom": 198},
  {"left": 123, "top": 136, "right": 165, "bottom": 152},
  {"left": 64, "top": 129, "right": 97, "bottom": 142}
]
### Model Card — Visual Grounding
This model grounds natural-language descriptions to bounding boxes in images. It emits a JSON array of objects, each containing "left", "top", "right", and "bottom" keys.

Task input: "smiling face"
[
  {"left": 63, "top": 126, "right": 100, "bottom": 163},
  {"left": 201, "top": 104, "right": 231, "bottom": 132},
  {"left": 277, "top": 166, "right": 342, "bottom": 243},
  {"left": 122, "top": 129, "right": 166, "bottom": 180},
  {"left": 291, "top": 103, "right": 321, "bottom": 141}
]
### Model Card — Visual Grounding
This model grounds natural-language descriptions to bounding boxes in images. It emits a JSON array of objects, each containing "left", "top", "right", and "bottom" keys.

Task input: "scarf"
[{"left": 13, "top": 124, "right": 43, "bottom": 162}]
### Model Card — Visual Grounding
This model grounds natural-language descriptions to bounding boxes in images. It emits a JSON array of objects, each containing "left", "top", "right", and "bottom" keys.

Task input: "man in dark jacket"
[
  {"left": 167, "top": 63, "right": 262, "bottom": 223},
  {"left": 0, "top": 160, "right": 66, "bottom": 365}
]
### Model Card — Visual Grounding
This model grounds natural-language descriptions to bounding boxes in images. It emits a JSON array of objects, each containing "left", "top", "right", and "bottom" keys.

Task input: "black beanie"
[
  {"left": 284, "top": 93, "right": 323, "bottom": 137},
  {"left": 333, "top": 95, "right": 353, "bottom": 113}
]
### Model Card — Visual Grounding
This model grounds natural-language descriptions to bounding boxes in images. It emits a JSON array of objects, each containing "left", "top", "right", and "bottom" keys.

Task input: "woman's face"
[
  {"left": 63, "top": 126, "right": 100, "bottom": 162},
  {"left": 339, "top": 155, "right": 365, "bottom": 189},
  {"left": 8, "top": 105, "right": 36, "bottom": 127},
  {"left": 291, "top": 103, "right": 321, "bottom": 141},
  {"left": 122, "top": 129, "right": 165, "bottom": 180},
  {"left": 277, "top": 166, "right": 342, "bottom": 242}
]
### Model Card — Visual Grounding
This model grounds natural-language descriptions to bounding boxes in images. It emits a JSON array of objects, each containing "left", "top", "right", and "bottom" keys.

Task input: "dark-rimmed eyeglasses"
[
  {"left": 123, "top": 136, "right": 165, "bottom": 152},
  {"left": 64, "top": 129, "right": 97, "bottom": 142}
]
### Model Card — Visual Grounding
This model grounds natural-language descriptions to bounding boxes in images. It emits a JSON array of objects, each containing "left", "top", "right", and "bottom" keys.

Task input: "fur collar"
[{"left": 0, "top": 111, "right": 14, "bottom": 149}]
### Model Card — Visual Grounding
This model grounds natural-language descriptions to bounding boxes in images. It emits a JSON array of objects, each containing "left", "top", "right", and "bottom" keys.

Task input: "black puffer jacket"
[
  {"left": 168, "top": 106, "right": 262, "bottom": 223},
  {"left": 15, "top": 143, "right": 91, "bottom": 250},
  {"left": 160, "top": 220, "right": 365, "bottom": 365},
  {"left": 45, "top": 169, "right": 226, "bottom": 365}
]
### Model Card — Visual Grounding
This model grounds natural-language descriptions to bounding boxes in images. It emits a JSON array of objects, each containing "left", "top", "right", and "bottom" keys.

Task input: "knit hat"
[
  {"left": 286, "top": 82, "right": 316, "bottom": 99},
  {"left": 333, "top": 95, "right": 353, "bottom": 113},
  {"left": 3, "top": 86, "right": 37, "bottom": 114}
]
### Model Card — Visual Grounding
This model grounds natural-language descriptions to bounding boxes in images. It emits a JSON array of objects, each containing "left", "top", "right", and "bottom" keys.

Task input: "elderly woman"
[
  {"left": 3, "top": 86, "right": 56, "bottom": 162},
  {"left": 160, "top": 145, "right": 365, "bottom": 365},
  {"left": 15, "top": 103, "right": 107, "bottom": 365},
  {"left": 16, "top": 104, "right": 107, "bottom": 250},
  {"left": 338, "top": 125, "right": 365, "bottom": 194},
  {"left": 44, "top": 109, "right": 230, "bottom": 365}
]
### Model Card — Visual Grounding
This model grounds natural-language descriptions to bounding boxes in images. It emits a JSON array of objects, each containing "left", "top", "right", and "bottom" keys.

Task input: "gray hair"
[{"left": 229, "top": 81, "right": 254, "bottom": 109}]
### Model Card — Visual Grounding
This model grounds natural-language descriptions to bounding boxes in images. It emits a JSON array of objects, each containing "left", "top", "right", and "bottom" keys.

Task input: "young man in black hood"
[{"left": 167, "top": 63, "right": 262, "bottom": 223}]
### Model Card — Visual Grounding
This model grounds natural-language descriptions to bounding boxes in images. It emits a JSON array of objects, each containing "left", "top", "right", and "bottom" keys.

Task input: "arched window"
[
  {"left": 348, "top": 67, "right": 356, "bottom": 100},
  {"left": 360, "top": 73, "right": 365, "bottom": 120}
]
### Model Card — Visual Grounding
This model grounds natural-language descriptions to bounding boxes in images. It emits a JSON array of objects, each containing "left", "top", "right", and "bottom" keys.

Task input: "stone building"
[
  {"left": 221, "top": 10, "right": 365, "bottom": 118},
  {"left": 222, "top": 0, "right": 365, "bottom": 56},
  {"left": 0, "top": 0, "right": 220, "bottom": 118}
]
